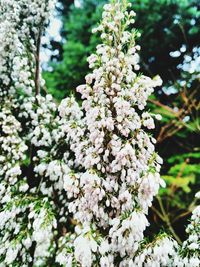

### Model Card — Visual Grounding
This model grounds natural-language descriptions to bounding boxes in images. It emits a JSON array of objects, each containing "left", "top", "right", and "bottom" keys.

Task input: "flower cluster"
[
  {"left": 0, "top": 196, "right": 56, "bottom": 266},
  {"left": 131, "top": 235, "right": 179, "bottom": 267},
  {"left": 0, "top": 0, "right": 55, "bottom": 98},
  {"left": 58, "top": 1, "right": 169, "bottom": 265},
  {"left": 0, "top": 1, "right": 59, "bottom": 266},
  {"left": 179, "top": 192, "right": 200, "bottom": 267},
  {"left": 0, "top": 101, "right": 27, "bottom": 187},
  {"left": 56, "top": 1, "right": 199, "bottom": 266}
]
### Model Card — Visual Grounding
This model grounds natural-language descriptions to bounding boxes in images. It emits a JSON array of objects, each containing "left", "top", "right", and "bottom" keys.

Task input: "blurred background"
[{"left": 42, "top": 0, "right": 200, "bottom": 244}]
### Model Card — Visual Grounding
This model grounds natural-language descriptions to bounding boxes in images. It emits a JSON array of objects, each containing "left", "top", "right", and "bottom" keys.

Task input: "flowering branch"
[{"left": 34, "top": 26, "right": 42, "bottom": 96}]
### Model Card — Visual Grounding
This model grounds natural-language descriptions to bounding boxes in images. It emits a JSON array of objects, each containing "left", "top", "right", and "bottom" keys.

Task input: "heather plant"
[
  {"left": 44, "top": 0, "right": 200, "bottom": 242},
  {"left": 54, "top": 1, "right": 199, "bottom": 266},
  {"left": 0, "top": 0, "right": 199, "bottom": 266},
  {"left": 0, "top": 0, "right": 59, "bottom": 265}
]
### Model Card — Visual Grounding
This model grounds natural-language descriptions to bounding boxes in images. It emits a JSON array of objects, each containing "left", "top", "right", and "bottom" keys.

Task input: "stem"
[
  {"left": 157, "top": 196, "right": 182, "bottom": 245},
  {"left": 172, "top": 200, "right": 196, "bottom": 224},
  {"left": 150, "top": 206, "right": 165, "bottom": 221},
  {"left": 172, "top": 210, "right": 191, "bottom": 224},
  {"left": 148, "top": 99, "right": 178, "bottom": 116},
  {"left": 34, "top": 26, "right": 42, "bottom": 96},
  {"left": 166, "top": 220, "right": 182, "bottom": 245},
  {"left": 29, "top": 241, "right": 36, "bottom": 267},
  {"left": 157, "top": 196, "right": 166, "bottom": 217}
]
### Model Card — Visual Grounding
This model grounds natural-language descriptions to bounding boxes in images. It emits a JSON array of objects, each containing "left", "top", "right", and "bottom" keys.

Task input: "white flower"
[
  {"left": 5, "top": 247, "right": 19, "bottom": 265},
  {"left": 74, "top": 236, "right": 92, "bottom": 267},
  {"left": 99, "top": 240, "right": 110, "bottom": 255},
  {"left": 188, "top": 242, "right": 199, "bottom": 250},
  {"left": 195, "top": 191, "right": 200, "bottom": 199},
  {"left": 155, "top": 114, "right": 162, "bottom": 120}
]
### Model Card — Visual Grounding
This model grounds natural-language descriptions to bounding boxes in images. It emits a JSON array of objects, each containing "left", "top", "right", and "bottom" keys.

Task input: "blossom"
[{"left": 74, "top": 236, "right": 93, "bottom": 267}]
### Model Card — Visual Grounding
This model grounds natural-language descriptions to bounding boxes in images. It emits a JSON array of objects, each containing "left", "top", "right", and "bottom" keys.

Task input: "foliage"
[{"left": 44, "top": 0, "right": 106, "bottom": 99}]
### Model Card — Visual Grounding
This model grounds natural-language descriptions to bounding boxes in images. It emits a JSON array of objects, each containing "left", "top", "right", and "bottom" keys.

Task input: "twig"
[
  {"left": 34, "top": 26, "right": 42, "bottom": 96},
  {"left": 157, "top": 196, "right": 182, "bottom": 244},
  {"left": 172, "top": 200, "right": 197, "bottom": 224},
  {"left": 148, "top": 99, "right": 178, "bottom": 116},
  {"left": 150, "top": 205, "right": 165, "bottom": 221}
]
